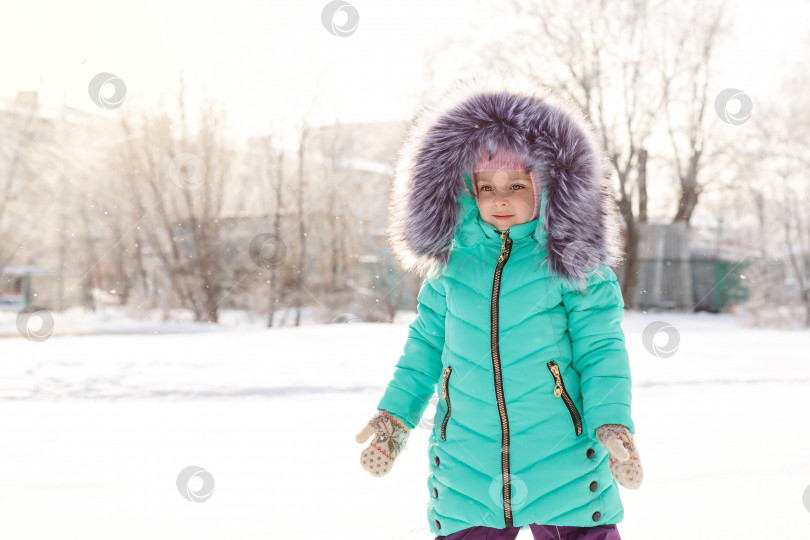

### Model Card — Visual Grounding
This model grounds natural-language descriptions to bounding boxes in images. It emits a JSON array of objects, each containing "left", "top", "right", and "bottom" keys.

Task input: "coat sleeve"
[
  {"left": 376, "top": 275, "right": 447, "bottom": 430},
  {"left": 561, "top": 265, "right": 635, "bottom": 441}
]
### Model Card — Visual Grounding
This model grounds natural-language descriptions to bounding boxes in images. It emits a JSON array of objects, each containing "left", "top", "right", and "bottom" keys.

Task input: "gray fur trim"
[{"left": 386, "top": 71, "right": 625, "bottom": 290}]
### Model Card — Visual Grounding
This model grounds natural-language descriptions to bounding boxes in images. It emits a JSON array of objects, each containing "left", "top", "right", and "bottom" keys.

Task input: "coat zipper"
[
  {"left": 440, "top": 366, "right": 453, "bottom": 441},
  {"left": 491, "top": 228, "right": 514, "bottom": 527},
  {"left": 546, "top": 361, "right": 583, "bottom": 436}
]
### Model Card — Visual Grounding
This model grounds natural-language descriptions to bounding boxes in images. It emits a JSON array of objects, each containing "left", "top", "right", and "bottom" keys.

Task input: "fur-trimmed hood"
[{"left": 386, "top": 71, "right": 626, "bottom": 290}]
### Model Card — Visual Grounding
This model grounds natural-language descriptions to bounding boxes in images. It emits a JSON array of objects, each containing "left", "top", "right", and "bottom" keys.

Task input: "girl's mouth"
[{"left": 494, "top": 215, "right": 513, "bottom": 220}]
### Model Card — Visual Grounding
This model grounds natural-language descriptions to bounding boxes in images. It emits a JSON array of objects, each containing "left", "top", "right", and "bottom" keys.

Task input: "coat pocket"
[
  {"left": 440, "top": 365, "right": 453, "bottom": 441},
  {"left": 546, "top": 361, "right": 583, "bottom": 436}
]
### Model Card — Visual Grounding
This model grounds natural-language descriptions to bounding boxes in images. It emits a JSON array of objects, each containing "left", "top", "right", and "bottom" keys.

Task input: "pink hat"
[{"left": 471, "top": 148, "right": 542, "bottom": 220}]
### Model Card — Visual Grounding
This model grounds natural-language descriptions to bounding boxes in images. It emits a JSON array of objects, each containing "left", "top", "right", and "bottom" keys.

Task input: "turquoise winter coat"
[{"left": 374, "top": 73, "right": 636, "bottom": 537}]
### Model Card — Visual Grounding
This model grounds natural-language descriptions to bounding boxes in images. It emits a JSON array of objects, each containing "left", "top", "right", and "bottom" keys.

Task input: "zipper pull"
[
  {"left": 549, "top": 363, "right": 563, "bottom": 397},
  {"left": 497, "top": 230, "right": 509, "bottom": 263}
]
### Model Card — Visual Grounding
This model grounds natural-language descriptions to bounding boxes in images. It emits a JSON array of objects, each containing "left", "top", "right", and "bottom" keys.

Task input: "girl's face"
[{"left": 475, "top": 170, "right": 535, "bottom": 231}]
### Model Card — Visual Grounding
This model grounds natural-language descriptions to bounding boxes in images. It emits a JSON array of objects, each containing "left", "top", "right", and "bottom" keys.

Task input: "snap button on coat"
[
  {"left": 592, "top": 511, "right": 601, "bottom": 521},
  {"left": 435, "top": 520, "right": 441, "bottom": 530},
  {"left": 435, "top": 456, "right": 440, "bottom": 466},
  {"left": 589, "top": 481, "right": 598, "bottom": 492},
  {"left": 587, "top": 448, "right": 596, "bottom": 459},
  {"left": 433, "top": 487, "right": 439, "bottom": 498}
]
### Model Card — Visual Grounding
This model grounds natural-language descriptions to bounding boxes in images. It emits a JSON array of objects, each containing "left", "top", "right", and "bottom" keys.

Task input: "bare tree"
[
  {"left": 479, "top": 0, "right": 668, "bottom": 307},
  {"left": 290, "top": 80, "right": 331, "bottom": 326},
  {"left": 115, "top": 78, "right": 233, "bottom": 323},
  {"left": 261, "top": 125, "right": 288, "bottom": 328},
  {"left": 459, "top": 0, "right": 732, "bottom": 308},
  {"left": 0, "top": 97, "right": 45, "bottom": 268},
  {"left": 660, "top": 1, "right": 731, "bottom": 224},
  {"left": 781, "top": 175, "right": 810, "bottom": 327},
  {"left": 319, "top": 117, "right": 351, "bottom": 293},
  {"left": 293, "top": 110, "right": 312, "bottom": 326},
  {"left": 247, "top": 120, "right": 298, "bottom": 328},
  {"left": 756, "top": 61, "right": 810, "bottom": 326}
]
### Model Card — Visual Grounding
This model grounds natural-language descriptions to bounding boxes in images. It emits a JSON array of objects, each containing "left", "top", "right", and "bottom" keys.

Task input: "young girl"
[{"left": 355, "top": 72, "right": 643, "bottom": 540}]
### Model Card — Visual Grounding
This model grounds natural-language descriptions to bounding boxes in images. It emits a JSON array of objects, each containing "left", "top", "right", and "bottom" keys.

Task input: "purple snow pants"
[{"left": 436, "top": 523, "right": 620, "bottom": 540}]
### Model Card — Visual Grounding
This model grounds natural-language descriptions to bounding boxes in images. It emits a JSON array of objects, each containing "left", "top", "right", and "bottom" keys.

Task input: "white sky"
[{"left": 1, "top": 0, "right": 809, "bottom": 144}]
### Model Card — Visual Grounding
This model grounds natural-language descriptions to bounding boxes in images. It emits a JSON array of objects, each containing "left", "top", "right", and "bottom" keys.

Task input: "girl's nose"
[{"left": 493, "top": 190, "right": 511, "bottom": 203}]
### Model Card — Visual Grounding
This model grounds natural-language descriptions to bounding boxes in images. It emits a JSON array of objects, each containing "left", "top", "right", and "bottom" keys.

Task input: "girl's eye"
[{"left": 479, "top": 184, "right": 526, "bottom": 192}]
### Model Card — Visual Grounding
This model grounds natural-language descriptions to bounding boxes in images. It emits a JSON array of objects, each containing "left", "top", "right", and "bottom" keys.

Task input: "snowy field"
[{"left": 1, "top": 308, "right": 809, "bottom": 539}]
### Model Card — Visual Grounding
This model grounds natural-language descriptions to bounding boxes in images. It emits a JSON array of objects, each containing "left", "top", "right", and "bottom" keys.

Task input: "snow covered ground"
[{"left": 1, "top": 308, "right": 809, "bottom": 539}]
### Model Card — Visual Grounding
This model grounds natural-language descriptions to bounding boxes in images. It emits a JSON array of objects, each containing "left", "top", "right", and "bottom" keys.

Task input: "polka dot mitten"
[
  {"left": 355, "top": 409, "right": 412, "bottom": 477},
  {"left": 596, "top": 424, "right": 644, "bottom": 489}
]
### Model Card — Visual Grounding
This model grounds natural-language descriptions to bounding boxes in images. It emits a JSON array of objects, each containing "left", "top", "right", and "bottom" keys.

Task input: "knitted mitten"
[
  {"left": 595, "top": 424, "right": 644, "bottom": 489},
  {"left": 355, "top": 409, "right": 412, "bottom": 477}
]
